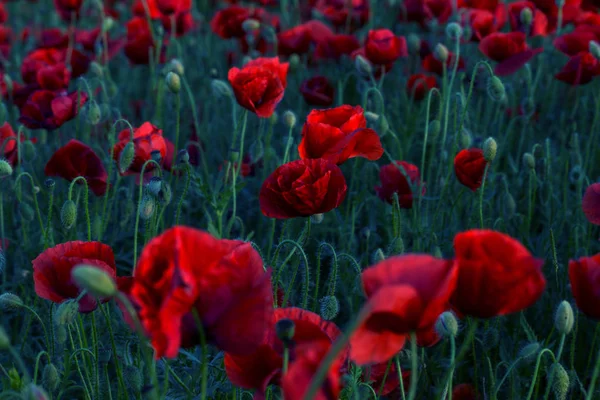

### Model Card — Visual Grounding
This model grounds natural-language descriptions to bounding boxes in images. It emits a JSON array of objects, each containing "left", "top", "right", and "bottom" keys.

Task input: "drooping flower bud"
[
  {"left": 139, "top": 195, "right": 156, "bottom": 220},
  {"left": 55, "top": 300, "right": 79, "bottom": 326},
  {"left": 445, "top": 23, "right": 463, "bottom": 40},
  {"left": 523, "top": 152, "right": 535, "bottom": 170},
  {"left": 19, "top": 201, "right": 35, "bottom": 222},
  {"left": 211, "top": 79, "right": 232, "bottom": 98},
  {"left": 407, "top": 34, "right": 421, "bottom": 55},
  {"left": 554, "top": 301, "right": 574, "bottom": 335},
  {"left": 119, "top": 142, "right": 135, "bottom": 174},
  {"left": 42, "top": 364, "right": 60, "bottom": 392},
  {"left": 0, "top": 159, "right": 12, "bottom": 178},
  {"left": 71, "top": 264, "right": 117, "bottom": 298},
  {"left": 86, "top": 100, "right": 102, "bottom": 125},
  {"left": 242, "top": 18, "right": 261, "bottom": 32},
  {"left": 355, "top": 54, "right": 373, "bottom": 76},
  {"left": 487, "top": 76, "right": 505, "bottom": 102},
  {"left": 0, "top": 293, "right": 23, "bottom": 311},
  {"left": 551, "top": 363, "right": 570, "bottom": 400},
  {"left": 60, "top": 200, "right": 77, "bottom": 230},
  {"left": 434, "top": 43, "right": 449, "bottom": 63},
  {"left": 483, "top": 137, "right": 497, "bottom": 162},
  {"left": 319, "top": 296, "right": 340, "bottom": 321},
  {"left": 372, "top": 248, "right": 386, "bottom": 263},
  {"left": 167, "top": 58, "right": 185, "bottom": 76},
  {"left": 520, "top": 7, "right": 533, "bottom": 26},
  {"left": 518, "top": 342, "right": 541, "bottom": 363}
]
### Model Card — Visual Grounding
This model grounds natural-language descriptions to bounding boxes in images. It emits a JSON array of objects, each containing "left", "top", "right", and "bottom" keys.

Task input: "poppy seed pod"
[
  {"left": 45, "top": 178, "right": 55, "bottom": 188},
  {"left": 434, "top": 43, "right": 449, "bottom": 62},
  {"left": 590, "top": 41, "right": 600, "bottom": 61},
  {"left": 407, "top": 33, "right": 421, "bottom": 55},
  {"left": 435, "top": 311, "right": 459, "bottom": 338},
  {"left": 71, "top": 265, "right": 117, "bottom": 298},
  {"left": 0, "top": 293, "right": 23, "bottom": 311},
  {"left": 0, "top": 159, "right": 12, "bottom": 177},
  {"left": 520, "top": 7, "right": 533, "bottom": 26},
  {"left": 319, "top": 296, "right": 340, "bottom": 321},
  {"left": 523, "top": 152, "right": 535, "bottom": 170},
  {"left": 283, "top": 110, "right": 297, "bottom": 128},
  {"left": 555, "top": 301, "right": 574, "bottom": 335},
  {"left": 211, "top": 79, "right": 233, "bottom": 98},
  {"left": 275, "top": 318, "right": 295, "bottom": 343},
  {"left": 42, "top": 363, "right": 60, "bottom": 392},
  {"left": 355, "top": 54, "right": 373, "bottom": 76},
  {"left": 483, "top": 137, "right": 497, "bottom": 162},
  {"left": 166, "top": 72, "right": 181, "bottom": 94},
  {"left": 487, "top": 76, "right": 505, "bottom": 101},
  {"left": 60, "top": 200, "right": 77, "bottom": 230},
  {"left": 119, "top": 141, "right": 135, "bottom": 174},
  {"left": 551, "top": 363, "right": 569, "bottom": 400},
  {"left": 445, "top": 23, "right": 463, "bottom": 40}
]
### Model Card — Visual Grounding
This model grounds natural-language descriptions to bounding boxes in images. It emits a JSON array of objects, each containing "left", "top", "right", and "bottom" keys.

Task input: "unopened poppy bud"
[
  {"left": 42, "top": 364, "right": 59, "bottom": 392},
  {"left": 124, "top": 365, "right": 143, "bottom": 392},
  {"left": 428, "top": 120, "right": 441, "bottom": 139},
  {"left": 60, "top": 200, "right": 77, "bottom": 230},
  {"left": 551, "top": 363, "right": 569, "bottom": 400},
  {"left": 0, "top": 159, "right": 12, "bottom": 177},
  {"left": 242, "top": 18, "right": 261, "bottom": 32},
  {"left": 22, "top": 383, "right": 50, "bottom": 400},
  {"left": 146, "top": 177, "right": 162, "bottom": 196},
  {"left": 504, "top": 192, "right": 516, "bottom": 218},
  {"left": 407, "top": 33, "right": 421, "bottom": 55},
  {"left": 71, "top": 264, "right": 117, "bottom": 298},
  {"left": 262, "top": 26, "right": 277, "bottom": 44},
  {"left": 365, "top": 111, "right": 379, "bottom": 123},
  {"left": 177, "top": 149, "right": 190, "bottom": 164},
  {"left": 158, "top": 182, "right": 172, "bottom": 206},
  {"left": 55, "top": 300, "right": 78, "bottom": 325},
  {"left": 355, "top": 54, "right": 373, "bottom": 76},
  {"left": 7, "top": 367, "right": 20, "bottom": 390},
  {"left": 55, "top": 325, "right": 67, "bottom": 344},
  {"left": 590, "top": 41, "right": 600, "bottom": 61},
  {"left": 45, "top": 178, "right": 55, "bottom": 188},
  {"left": 0, "top": 293, "right": 23, "bottom": 311},
  {"left": 166, "top": 72, "right": 181, "bottom": 94},
  {"left": 289, "top": 54, "right": 301, "bottom": 72},
  {"left": 90, "top": 61, "right": 103, "bottom": 78},
  {"left": 275, "top": 318, "right": 295, "bottom": 342},
  {"left": 487, "top": 76, "right": 505, "bottom": 101},
  {"left": 102, "top": 17, "right": 115, "bottom": 33},
  {"left": 283, "top": 110, "right": 297, "bottom": 128},
  {"left": 520, "top": 7, "right": 533, "bottom": 26},
  {"left": 460, "top": 128, "right": 472, "bottom": 149},
  {"left": 518, "top": 342, "right": 541, "bottom": 362},
  {"left": 523, "top": 152, "right": 535, "bottom": 170},
  {"left": 320, "top": 296, "right": 340, "bottom": 321},
  {"left": 445, "top": 22, "right": 463, "bottom": 40},
  {"left": 140, "top": 195, "right": 156, "bottom": 220},
  {"left": 167, "top": 59, "right": 185, "bottom": 76},
  {"left": 483, "top": 137, "right": 497, "bottom": 162},
  {"left": 555, "top": 300, "right": 574, "bottom": 335},
  {"left": 372, "top": 248, "right": 386, "bottom": 263},
  {"left": 270, "top": 111, "right": 279, "bottom": 125},
  {"left": 211, "top": 79, "right": 232, "bottom": 98},
  {"left": 310, "top": 213, "right": 324, "bottom": 224},
  {"left": 0, "top": 326, "right": 9, "bottom": 349},
  {"left": 86, "top": 100, "right": 101, "bottom": 125},
  {"left": 434, "top": 43, "right": 449, "bottom": 62},
  {"left": 19, "top": 201, "right": 35, "bottom": 222},
  {"left": 482, "top": 327, "right": 500, "bottom": 348},
  {"left": 119, "top": 142, "right": 135, "bottom": 173},
  {"left": 435, "top": 311, "right": 459, "bottom": 338}
]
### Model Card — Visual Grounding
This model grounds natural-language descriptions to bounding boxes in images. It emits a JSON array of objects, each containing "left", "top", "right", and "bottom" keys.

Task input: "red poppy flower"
[
  {"left": 228, "top": 57, "right": 289, "bottom": 118},
  {"left": 479, "top": 32, "right": 542, "bottom": 76},
  {"left": 569, "top": 253, "right": 600, "bottom": 319},
  {"left": 576, "top": 11, "right": 600, "bottom": 25},
  {"left": 259, "top": 158, "right": 347, "bottom": 219},
  {"left": 314, "top": 34, "right": 360, "bottom": 60},
  {"left": 315, "top": 0, "right": 370, "bottom": 31},
  {"left": 45, "top": 139, "right": 108, "bottom": 196},
  {"left": 364, "top": 29, "right": 408, "bottom": 65},
  {"left": 160, "top": 11, "right": 196, "bottom": 37},
  {"left": 76, "top": 28, "right": 125, "bottom": 60},
  {"left": 407, "top": 73, "right": 437, "bottom": 101},
  {"left": 298, "top": 105, "right": 383, "bottom": 165},
  {"left": 530, "top": 0, "right": 581, "bottom": 30},
  {"left": 19, "top": 90, "right": 88, "bottom": 131},
  {"left": 125, "top": 17, "right": 159, "bottom": 65},
  {"left": 300, "top": 76, "right": 335, "bottom": 107},
  {"left": 451, "top": 230, "right": 546, "bottom": 319},
  {"left": 462, "top": 9, "right": 497, "bottom": 41},
  {"left": 0, "top": 25, "right": 12, "bottom": 59},
  {"left": 130, "top": 226, "right": 273, "bottom": 359},
  {"left": 53, "top": 0, "right": 83, "bottom": 21},
  {"left": 0, "top": 123, "right": 30, "bottom": 167},
  {"left": 0, "top": 3, "right": 7, "bottom": 24},
  {"left": 375, "top": 161, "right": 422, "bottom": 208},
  {"left": 400, "top": 0, "right": 453, "bottom": 27},
  {"left": 364, "top": 362, "right": 411, "bottom": 397},
  {"left": 209, "top": 5, "right": 256, "bottom": 39},
  {"left": 225, "top": 308, "right": 344, "bottom": 397},
  {"left": 554, "top": 31, "right": 597, "bottom": 56},
  {"left": 422, "top": 52, "right": 465, "bottom": 76},
  {"left": 278, "top": 25, "right": 312, "bottom": 57},
  {"left": 33, "top": 241, "right": 117, "bottom": 313},
  {"left": 582, "top": 183, "right": 600, "bottom": 225},
  {"left": 151, "top": 0, "right": 192, "bottom": 15},
  {"left": 555, "top": 51, "right": 600, "bottom": 85},
  {"left": 508, "top": 1, "right": 549, "bottom": 36},
  {"left": 454, "top": 148, "right": 487, "bottom": 191},
  {"left": 21, "top": 48, "right": 69, "bottom": 89},
  {"left": 452, "top": 383, "right": 481, "bottom": 400},
  {"left": 350, "top": 254, "right": 458, "bottom": 365},
  {"left": 112, "top": 122, "right": 167, "bottom": 176}
]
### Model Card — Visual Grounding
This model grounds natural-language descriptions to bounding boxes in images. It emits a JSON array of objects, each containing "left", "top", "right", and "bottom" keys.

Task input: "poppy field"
[{"left": 4, "top": 0, "right": 600, "bottom": 399}]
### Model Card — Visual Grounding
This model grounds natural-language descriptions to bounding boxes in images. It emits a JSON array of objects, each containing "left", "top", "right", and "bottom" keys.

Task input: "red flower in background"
[
  {"left": 508, "top": 1, "right": 549, "bottom": 36},
  {"left": 315, "top": 0, "right": 370, "bottom": 31},
  {"left": 33, "top": 241, "right": 117, "bottom": 313},
  {"left": 259, "top": 158, "right": 347, "bottom": 219},
  {"left": 0, "top": 123, "right": 31, "bottom": 167},
  {"left": 300, "top": 76, "right": 335, "bottom": 106},
  {"left": 76, "top": 28, "right": 125, "bottom": 60},
  {"left": 452, "top": 383, "right": 481, "bottom": 400},
  {"left": 479, "top": 32, "right": 542, "bottom": 76},
  {"left": 554, "top": 31, "right": 597, "bottom": 56},
  {"left": 298, "top": 105, "right": 383, "bottom": 165},
  {"left": 225, "top": 308, "right": 344, "bottom": 398},
  {"left": 210, "top": 5, "right": 279, "bottom": 39},
  {"left": 45, "top": 139, "right": 108, "bottom": 196},
  {"left": 400, "top": 0, "right": 453, "bottom": 27},
  {"left": 53, "top": 0, "right": 83, "bottom": 21},
  {"left": 228, "top": 57, "right": 289, "bottom": 118},
  {"left": 407, "top": 73, "right": 437, "bottom": 101},
  {"left": 0, "top": 25, "right": 12, "bottom": 59},
  {"left": 152, "top": 0, "right": 192, "bottom": 15},
  {"left": 555, "top": 51, "right": 600, "bottom": 85},
  {"left": 462, "top": 9, "right": 499, "bottom": 41},
  {"left": 112, "top": 122, "right": 167, "bottom": 175},
  {"left": 422, "top": 52, "right": 465, "bottom": 76},
  {"left": 454, "top": 148, "right": 487, "bottom": 191},
  {"left": 364, "top": 29, "right": 407, "bottom": 65},
  {"left": 350, "top": 254, "right": 458, "bottom": 365},
  {"left": 569, "top": 253, "right": 600, "bottom": 320},
  {"left": 530, "top": 0, "right": 581, "bottom": 30},
  {"left": 582, "top": 183, "right": 600, "bottom": 225},
  {"left": 130, "top": 226, "right": 273, "bottom": 359},
  {"left": 314, "top": 34, "right": 360, "bottom": 60},
  {"left": 364, "top": 362, "right": 411, "bottom": 397},
  {"left": 19, "top": 90, "right": 88, "bottom": 130},
  {"left": 278, "top": 25, "right": 312, "bottom": 57},
  {"left": 125, "top": 17, "right": 159, "bottom": 65},
  {"left": 375, "top": 161, "right": 422, "bottom": 208},
  {"left": 21, "top": 48, "right": 73, "bottom": 90},
  {"left": 451, "top": 230, "right": 546, "bottom": 319}
]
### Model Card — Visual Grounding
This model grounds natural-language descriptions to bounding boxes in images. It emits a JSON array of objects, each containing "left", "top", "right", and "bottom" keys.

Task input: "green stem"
[
  {"left": 191, "top": 309, "right": 209, "bottom": 400},
  {"left": 479, "top": 163, "right": 490, "bottom": 229},
  {"left": 175, "top": 163, "right": 191, "bottom": 225},
  {"left": 133, "top": 160, "right": 163, "bottom": 269},
  {"left": 68, "top": 177, "right": 91, "bottom": 241},
  {"left": 407, "top": 333, "right": 419, "bottom": 400},
  {"left": 526, "top": 349, "right": 557, "bottom": 400}
]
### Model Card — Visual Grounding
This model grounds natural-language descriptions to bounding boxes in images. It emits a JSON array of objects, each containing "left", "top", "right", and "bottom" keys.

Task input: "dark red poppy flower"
[
  {"left": 454, "top": 148, "right": 487, "bottom": 191},
  {"left": 451, "top": 230, "right": 546, "bottom": 319},
  {"left": 0, "top": 123, "right": 25, "bottom": 167},
  {"left": 225, "top": 307, "right": 344, "bottom": 397},
  {"left": 45, "top": 139, "right": 108, "bottom": 196},
  {"left": 582, "top": 183, "right": 600, "bottom": 225},
  {"left": 228, "top": 57, "right": 289, "bottom": 118},
  {"left": 112, "top": 122, "right": 167, "bottom": 176},
  {"left": 479, "top": 32, "right": 542, "bottom": 75},
  {"left": 33, "top": 241, "right": 117, "bottom": 313},
  {"left": 508, "top": 1, "right": 549, "bottom": 36},
  {"left": 282, "top": 340, "right": 342, "bottom": 400},
  {"left": 300, "top": 76, "right": 335, "bottom": 107},
  {"left": 452, "top": 383, "right": 481, "bottom": 400},
  {"left": 19, "top": 90, "right": 88, "bottom": 131},
  {"left": 278, "top": 25, "right": 312, "bottom": 57},
  {"left": 422, "top": 52, "right": 465, "bottom": 76},
  {"left": 211, "top": 5, "right": 276, "bottom": 39},
  {"left": 576, "top": 11, "right": 600, "bottom": 25},
  {"left": 364, "top": 362, "right": 411, "bottom": 397},
  {"left": 151, "top": 0, "right": 192, "bottom": 15},
  {"left": 554, "top": 31, "right": 597, "bottom": 56},
  {"left": 364, "top": 29, "right": 407, "bottom": 65},
  {"left": 0, "top": 25, "right": 12, "bottom": 59},
  {"left": 400, "top": 0, "right": 453, "bottom": 27},
  {"left": 298, "top": 105, "right": 383, "bottom": 165},
  {"left": 350, "top": 254, "right": 458, "bottom": 365},
  {"left": 160, "top": 11, "right": 196, "bottom": 37},
  {"left": 314, "top": 34, "right": 360, "bottom": 60},
  {"left": 125, "top": 17, "right": 159, "bottom": 65},
  {"left": 407, "top": 73, "right": 437, "bottom": 101},
  {"left": 21, "top": 48, "right": 69, "bottom": 89},
  {"left": 315, "top": 0, "right": 370, "bottom": 31},
  {"left": 462, "top": 9, "right": 498, "bottom": 41},
  {"left": 0, "top": 3, "right": 7, "bottom": 24},
  {"left": 76, "top": 28, "right": 125, "bottom": 60},
  {"left": 259, "top": 158, "right": 347, "bottom": 219},
  {"left": 53, "top": 0, "right": 83, "bottom": 21},
  {"left": 569, "top": 253, "right": 600, "bottom": 320},
  {"left": 130, "top": 227, "right": 273, "bottom": 358},
  {"left": 555, "top": 51, "right": 600, "bottom": 85},
  {"left": 375, "top": 161, "right": 422, "bottom": 208},
  {"left": 530, "top": 0, "right": 581, "bottom": 30}
]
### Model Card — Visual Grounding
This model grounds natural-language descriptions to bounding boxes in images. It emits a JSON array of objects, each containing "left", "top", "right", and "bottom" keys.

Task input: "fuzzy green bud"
[
  {"left": 71, "top": 264, "right": 117, "bottom": 298},
  {"left": 45, "top": 178, "right": 55, "bottom": 188},
  {"left": 55, "top": 325, "right": 67, "bottom": 344},
  {"left": 482, "top": 327, "right": 500, "bottom": 348},
  {"left": 435, "top": 311, "right": 459, "bottom": 338},
  {"left": 283, "top": 110, "right": 297, "bottom": 128},
  {"left": 428, "top": 120, "right": 441, "bottom": 139},
  {"left": 102, "top": 17, "right": 115, "bottom": 33},
  {"left": 60, "top": 200, "right": 77, "bottom": 230},
  {"left": 19, "top": 201, "right": 35, "bottom": 222},
  {"left": 167, "top": 59, "right": 185, "bottom": 76},
  {"left": 139, "top": 195, "right": 156, "bottom": 220},
  {"left": 503, "top": 192, "right": 517, "bottom": 218},
  {"left": 523, "top": 152, "right": 535, "bottom": 170},
  {"left": 0, "top": 325, "right": 10, "bottom": 349},
  {"left": 355, "top": 54, "right": 373, "bottom": 76},
  {"left": 520, "top": 7, "right": 533, "bottom": 26},
  {"left": 42, "top": 364, "right": 60, "bottom": 392},
  {"left": 270, "top": 111, "right": 279, "bottom": 125},
  {"left": 89, "top": 61, "right": 103, "bottom": 78},
  {"left": 124, "top": 365, "right": 143, "bottom": 393},
  {"left": 242, "top": 18, "right": 261, "bottom": 32},
  {"left": 460, "top": 128, "right": 472, "bottom": 149},
  {"left": 289, "top": 54, "right": 301, "bottom": 72},
  {"left": 434, "top": 43, "right": 449, "bottom": 63},
  {"left": 55, "top": 300, "right": 79, "bottom": 326},
  {"left": 590, "top": 41, "right": 600, "bottom": 61},
  {"left": 551, "top": 363, "right": 570, "bottom": 400},
  {"left": 319, "top": 296, "right": 340, "bottom": 321},
  {"left": 261, "top": 26, "right": 277, "bottom": 44},
  {"left": 166, "top": 72, "right": 181, "bottom": 94},
  {"left": 275, "top": 318, "right": 295, "bottom": 343},
  {"left": 0, "top": 293, "right": 23, "bottom": 311},
  {"left": 487, "top": 76, "right": 505, "bottom": 102},
  {"left": 518, "top": 342, "right": 541, "bottom": 363},
  {"left": 0, "top": 158, "right": 12, "bottom": 177},
  {"left": 365, "top": 111, "right": 379, "bottom": 124},
  {"left": 211, "top": 79, "right": 232, "bottom": 98},
  {"left": 372, "top": 248, "right": 386, "bottom": 264},
  {"left": 157, "top": 181, "right": 172, "bottom": 206},
  {"left": 177, "top": 149, "right": 190, "bottom": 165},
  {"left": 146, "top": 177, "right": 162, "bottom": 197},
  {"left": 119, "top": 141, "right": 135, "bottom": 174},
  {"left": 555, "top": 301, "right": 574, "bottom": 335},
  {"left": 310, "top": 213, "right": 324, "bottom": 224},
  {"left": 483, "top": 137, "right": 497, "bottom": 162},
  {"left": 445, "top": 22, "right": 463, "bottom": 40},
  {"left": 86, "top": 100, "right": 102, "bottom": 125},
  {"left": 407, "top": 34, "right": 421, "bottom": 55}
]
